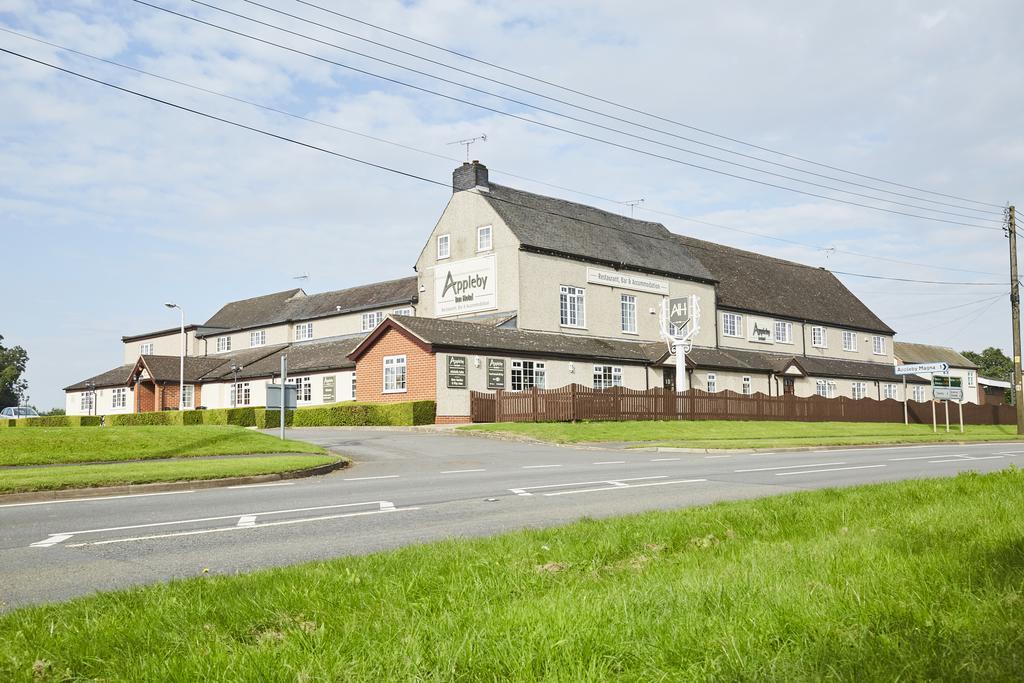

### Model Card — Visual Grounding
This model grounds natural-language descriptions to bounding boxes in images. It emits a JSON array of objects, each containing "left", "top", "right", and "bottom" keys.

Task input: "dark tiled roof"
[
  {"left": 231, "top": 337, "right": 364, "bottom": 380},
  {"left": 685, "top": 347, "right": 928, "bottom": 383},
  {"left": 795, "top": 356, "right": 928, "bottom": 383},
  {"left": 380, "top": 315, "right": 665, "bottom": 363},
  {"left": 141, "top": 355, "right": 233, "bottom": 383},
  {"left": 64, "top": 365, "right": 135, "bottom": 391},
  {"left": 200, "top": 278, "right": 418, "bottom": 335},
  {"left": 203, "top": 289, "right": 304, "bottom": 330},
  {"left": 672, "top": 235, "right": 894, "bottom": 334},
  {"left": 122, "top": 324, "right": 200, "bottom": 343},
  {"left": 482, "top": 184, "right": 714, "bottom": 282},
  {"left": 686, "top": 347, "right": 793, "bottom": 373},
  {"left": 893, "top": 341, "right": 978, "bottom": 369}
]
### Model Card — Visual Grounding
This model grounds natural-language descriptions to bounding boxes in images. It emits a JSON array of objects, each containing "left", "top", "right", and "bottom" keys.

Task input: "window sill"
[
  {"left": 560, "top": 325, "right": 588, "bottom": 330},
  {"left": 621, "top": 330, "right": 639, "bottom": 336},
  {"left": 382, "top": 389, "right": 408, "bottom": 395}
]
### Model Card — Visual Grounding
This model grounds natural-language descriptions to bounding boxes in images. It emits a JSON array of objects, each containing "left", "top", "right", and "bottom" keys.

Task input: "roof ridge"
[
  {"left": 299, "top": 275, "right": 418, "bottom": 300},
  {"left": 672, "top": 233, "right": 828, "bottom": 273},
  {"left": 487, "top": 182, "right": 667, "bottom": 230}
]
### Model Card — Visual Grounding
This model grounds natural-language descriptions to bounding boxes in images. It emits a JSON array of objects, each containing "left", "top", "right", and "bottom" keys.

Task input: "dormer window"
[
  {"left": 250, "top": 330, "right": 266, "bottom": 347},
  {"left": 294, "top": 322, "right": 313, "bottom": 341},
  {"left": 216, "top": 336, "right": 231, "bottom": 353}
]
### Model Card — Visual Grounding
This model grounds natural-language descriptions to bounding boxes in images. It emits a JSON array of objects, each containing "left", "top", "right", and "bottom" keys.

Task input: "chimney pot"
[{"left": 452, "top": 160, "right": 489, "bottom": 193}]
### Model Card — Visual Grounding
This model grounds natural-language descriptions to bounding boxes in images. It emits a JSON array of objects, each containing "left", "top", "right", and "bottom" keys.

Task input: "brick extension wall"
[
  {"left": 435, "top": 415, "right": 472, "bottom": 424},
  {"left": 355, "top": 327, "right": 437, "bottom": 404}
]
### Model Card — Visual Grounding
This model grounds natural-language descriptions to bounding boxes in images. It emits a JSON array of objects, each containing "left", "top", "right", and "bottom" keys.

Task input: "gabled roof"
[
  {"left": 350, "top": 315, "right": 665, "bottom": 364},
  {"left": 229, "top": 337, "right": 364, "bottom": 380},
  {"left": 482, "top": 184, "right": 715, "bottom": 283},
  {"left": 64, "top": 365, "right": 135, "bottom": 391},
  {"left": 199, "top": 278, "right": 419, "bottom": 336},
  {"left": 672, "top": 235, "right": 894, "bottom": 334},
  {"left": 893, "top": 341, "right": 978, "bottom": 369},
  {"left": 132, "top": 355, "right": 232, "bottom": 384}
]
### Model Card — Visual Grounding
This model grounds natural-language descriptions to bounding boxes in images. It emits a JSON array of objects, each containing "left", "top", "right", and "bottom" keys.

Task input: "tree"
[
  {"left": 961, "top": 347, "right": 1013, "bottom": 381},
  {"left": 0, "top": 335, "right": 29, "bottom": 408}
]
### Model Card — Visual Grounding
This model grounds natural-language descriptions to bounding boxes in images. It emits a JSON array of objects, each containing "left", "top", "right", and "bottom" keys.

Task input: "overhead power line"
[
  {"left": 287, "top": 0, "right": 1004, "bottom": 210},
  {"left": 1, "top": 47, "right": 1008, "bottom": 292},
  {"left": 226, "top": 0, "right": 1000, "bottom": 218},
  {"left": 132, "top": 0, "right": 1004, "bottom": 232}
]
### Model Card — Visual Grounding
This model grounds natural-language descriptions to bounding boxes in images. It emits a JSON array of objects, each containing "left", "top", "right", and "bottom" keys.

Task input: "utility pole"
[{"left": 1008, "top": 205, "right": 1023, "bottom": 435}]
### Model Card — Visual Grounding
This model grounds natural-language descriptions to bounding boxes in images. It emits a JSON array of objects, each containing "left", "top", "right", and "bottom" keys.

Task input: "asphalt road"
[{"left": 1, "top": 428, "right": 1020, "bottom": 610}]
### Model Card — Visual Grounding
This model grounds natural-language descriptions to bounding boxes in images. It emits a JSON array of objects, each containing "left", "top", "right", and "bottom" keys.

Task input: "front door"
[{"left": 783, "top": 377, "right": 795, "bottom": 396}]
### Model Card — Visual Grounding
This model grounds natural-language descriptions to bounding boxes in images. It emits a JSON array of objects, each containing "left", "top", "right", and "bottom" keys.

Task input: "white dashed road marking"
[
  {"left": 227, "top": 482, "right": 294, "bottom": 489},
  {"left": 650, "top": 457, "right": 680, "bottom": 462},
  {"left": 593, "top": 461, "right": 626, "bottom": 465},
  {"left": 543, "top": 478, "right": 707, "bottom": 497},
  {"left": 522, "top": 464, "right": 562, "bottom": 469},
  {"left": 440, "top": 469, "right": 486, "bottom": 474},
  {"left": 343, "top": 475, "right": 400, "bottom": 481},
  {"left": 775, "top": 464, "right": 887, "bottom": 477},
  {"left": 30, "top": 534, "right": 73, "bottom": 548},
  {"left": 509, "top": 475, "right": 667, "bottom": 496},
  {"left": 236, "top": 515, "right": 257, "bottom": 528},
  {"left": 0, "top": 490, "right": 193, "bottom": 509},
  {"left": 734, "top": 462, "right": 845, "bottom": 473}
]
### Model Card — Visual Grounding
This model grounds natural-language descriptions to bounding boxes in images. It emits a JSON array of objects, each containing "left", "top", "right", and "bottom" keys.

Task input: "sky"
[{"left": 1, "top": 0, "right": 1022, "bottom": 410}]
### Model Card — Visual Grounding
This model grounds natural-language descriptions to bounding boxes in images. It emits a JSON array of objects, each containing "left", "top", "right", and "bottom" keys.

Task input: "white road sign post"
[{"left": 894, "top": 362, "right": 955, "bottom": 432}]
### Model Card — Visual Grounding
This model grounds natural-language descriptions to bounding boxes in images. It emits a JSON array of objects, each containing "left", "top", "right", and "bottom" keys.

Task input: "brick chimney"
[{"left": 452, "top": 160, "right": 489, "bottom": 193}]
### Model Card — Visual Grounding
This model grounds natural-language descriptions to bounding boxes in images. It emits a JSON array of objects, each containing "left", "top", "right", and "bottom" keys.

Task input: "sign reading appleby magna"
[{"left": 435, "top": 255, "right": 497, "bottom": 317}]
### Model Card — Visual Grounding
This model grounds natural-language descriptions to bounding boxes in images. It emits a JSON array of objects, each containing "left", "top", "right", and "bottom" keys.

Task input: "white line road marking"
[
  {"left": 440, "top": 469, "right": 486, "bottom": 474},
  {"left": 593, "top": 461, "right": 626, "bottom": 465},
  {"left": 704, "top": 455, "right": 731, "bottom": 459},
  {"left": 30, "top": 501, "right": 394, "bottom": 547},
  {"left": 522, "top": 464, "right": 562, "bottom": 469},
  {"left": 509, "top": 476, "right": 666, "bottom": 496},
  {"left": 650, "top": 457, "right": 680, "bottom": 462},
  {"left": 66, "top": 507, "right": 420, "bottom": 547},
  {"left": 735, "top": 462, "right": 845, "bottom": 473},
  {"left": 343, "top": 475, "right": 400, "bottom": 481},
  {"left": 889, "top": 454, "right": 967, "bottom": 461},
  {"left": 30, "top": 534, "right": 73, "bottom": 548},
  {"left": 543, "top": 478, "right": 707, "bottom": 496},
  {"left": 929, "top": 455, "right": 1004, "bottom": 463},
  {"left": 996, "top": 451, "right": 1024, "bottom": 455},
  {"left": 236, "top": 515, "right": 257, "bottom": 528},
  {"left": 227, "top": 482, "right": 294, "bottom": 489},
  {"left": 0, "top": 490, "right": 193, "bottom": 509},
  {"left": 776, "top": 464, "right": 887, "bottom": 477},
  {"left": 509, "top": 488, "right": 530, "bottom": 496}
]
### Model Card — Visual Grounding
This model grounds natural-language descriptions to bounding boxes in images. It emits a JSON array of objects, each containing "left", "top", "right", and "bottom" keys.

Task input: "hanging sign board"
[
  {"left": 434, "top": 255, "right": 497, "bottom": 317},
  {"left": 896, "top": 362, "right": 950, "bottom": 375},
  {"left": 447, "top": 355, "right": 468, "bottom": 389},
  {"left": 668, "top": 297, "right": 690, "bottom": 328},
  {"left": 586, "top": 267, "right": 670, "bottom": 295},
  {"left": 486, "top": 358, "right": 506, "bottom": 390}
]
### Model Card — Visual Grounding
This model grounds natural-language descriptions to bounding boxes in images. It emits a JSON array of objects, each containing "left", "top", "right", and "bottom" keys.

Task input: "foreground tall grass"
[{"left": 2, "top": 469, "right": 1022, "bottom": 681}]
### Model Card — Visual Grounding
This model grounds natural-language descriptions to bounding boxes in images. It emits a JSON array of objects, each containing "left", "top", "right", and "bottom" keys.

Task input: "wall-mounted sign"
[
  {"left": 585, "top": 267, "right": 670, "bottom": 295},
  {"left": 322, "top": 376, "right": 336, "bottom": 403},
  {"left": 486, "top": 357, "right": 505, "bottom": 390},
  {"left": 435, "top": 255, "right": 497, "bottom": 317},
  {"left": 747, "top": 317, "right": 774, "bottom": 344},
  {"left": 447, "top": 355, "right": 468, "bottom": 389}
]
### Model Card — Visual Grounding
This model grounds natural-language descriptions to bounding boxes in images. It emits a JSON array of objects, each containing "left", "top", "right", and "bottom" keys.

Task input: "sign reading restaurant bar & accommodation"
[
  {"left": 585, "top": 267, "right": 670, "bottom": 295},
  {"left": 486, "top": 357, "right": 505, "bottom": 389},
  {"left": 435, "top": 255, "right": 497, "bottom": 317},
  {"left": 447, "top": 355, "right": 468, "bottom": 389}
]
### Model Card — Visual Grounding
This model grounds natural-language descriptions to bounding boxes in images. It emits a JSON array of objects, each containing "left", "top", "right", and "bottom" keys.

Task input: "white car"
[{"left": 1, "top": 407, "right": 40, "bottom": 419}]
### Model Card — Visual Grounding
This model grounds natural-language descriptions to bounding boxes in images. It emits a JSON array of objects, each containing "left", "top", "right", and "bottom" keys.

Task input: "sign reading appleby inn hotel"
[{"left": 434, "top": 255, "right": 497, "bottom": 317}]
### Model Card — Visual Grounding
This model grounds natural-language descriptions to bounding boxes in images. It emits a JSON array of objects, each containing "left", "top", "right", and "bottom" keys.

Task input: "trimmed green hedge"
[
  {"left": 107, "top": 412, "right": 183, "bottom": 427},
  {"left": 292, "top": 401, "right": 435, "bottom": 427},
  {"left": 13, "top": 415, "right": 102, "bottom": 427}
]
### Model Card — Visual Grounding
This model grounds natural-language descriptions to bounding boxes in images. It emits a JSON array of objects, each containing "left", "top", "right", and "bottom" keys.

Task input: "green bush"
[
  {"left": 13, "top": 415, "right": 102, "bottom": 427},
  {"left": 181, "top": 410, "right": 204, "bottom": 426},
  {"left": 292, "top": 401, "right": 435, "bottom": 427},
  {"left": 200, "top": 408, "right": 228, "bottom": 425},
  {"left": 107, "top": 412, "right": 183, "bottom": 427},
  {"left": 255, "top": 409, "right": 294, "bottom": 429},
  {"left": 79, "top": 416, "right": 102, "bottom": 427}
]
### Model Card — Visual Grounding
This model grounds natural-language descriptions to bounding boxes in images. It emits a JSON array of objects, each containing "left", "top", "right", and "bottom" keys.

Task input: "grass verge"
[
  {"left": 0, "top": 455, "right": 340, "bottom": 494},
  {"left": 462, "top": 420, "right": 1020, "bottom": 449},
  {"left": 0, "top": 426, "right": 325, "bottom": 467},
  {"left": 2, "top": 469, "right": 1022, "bottom": 680}
]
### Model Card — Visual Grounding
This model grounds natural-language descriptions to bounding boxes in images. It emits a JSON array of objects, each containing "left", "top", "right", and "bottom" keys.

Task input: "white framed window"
[
  {"left": 774, "top": 321, "right": 793, "bottom": 344},
  {"left": 182, "top": 384, "right": 195, "bottom": 409},
  {"left": 383, "top": 355, "right": 407, "bottom": 393},
  {"left": 288, "top": 376, "right": 312, "bottom": 402},
  {"left": 723, "top": 312, "right": 742, "bottom": 338},
  {"left": 295, "top": 322, "right": 313, "bottom": 341},
  {"left": 742, "top": 376, "right": 752, "bottom": 395},
  {"left": 250, "top": 330, "right": 266, "bottom": 347},
  {"left": 230, "top": 382, "right": 250, "bottom": 406},
  {"left": 559, "top": 285, "right": 585, "bottom": 328},
  {"left": 477, "top": 225, "right": 492, "bottom": 252},
  {"left": 511, "top": 360, "right": 546, "bottom": 391},
  {"left": 816, "top": 380, "right": 838, "bottom": 398},
  {"left": 827, "top": 381, "right": 837, "bottom": 398},
  {"left": 393, "top": 307, "right": 413, "bottom": 317},
  {"left": 620, "top": 294, "right": 637, "bottom": 334},
  {"left": 593, "top": 365, "right": 623, "bottom": 390},
  {"left": 883, "top": 383, "right": 898, "bottom": 400},
  {"left": 913, "top": 385, "right": 926, "bottom": 402},
  {"left": 216, "top": 336, "right": 231, "bottom": 353},
  {"left": 967, "top": 371, "right": 976, "bottom": 388},
  {"left": 140, "top": 343, "right": 154, "bottom": 355},
  {"left": 851, "top": 382, "right": 867, "bottom": 400},
  {"left": 706, "top": 373, "right": 717, "bottom": 392},
  {"left": 872, "top": 336, "right": 886, "bottom": 355},
  {"left": 811, "top": 326, "right": 827, "bottom": 348},
  {"left": 437, "top": 233, "right": 450, "bottom": 260},
  {"left": 112, "top": 387, "right": 127, "bottom": 409},
  {"left": 361, "top": 311, "right": 385, "bottom": 331},
  {"left": 842, "top": 331, "right": 857, "bottom": 352},
  {"left": 80, "top": 392, "right": 94, "bottom": 412}
]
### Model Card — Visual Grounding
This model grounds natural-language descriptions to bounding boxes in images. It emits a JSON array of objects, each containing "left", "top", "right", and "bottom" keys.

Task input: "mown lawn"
[
  {"left": 0, "top": 455, "right": 340, "bottom": 493},
  {"left": 2, "top": 470, "right": 1022, "bottom": 681},
  {"left": 463, "top": 420, "right": 1020, "bottom": 449},
  {"left": 0, "top": 426, "right": 325, "bottom": 467}
]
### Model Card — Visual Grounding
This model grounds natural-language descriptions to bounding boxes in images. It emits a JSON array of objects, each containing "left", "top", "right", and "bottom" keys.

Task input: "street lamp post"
[{"left": 164, "top": 303, "right": 185, "bottom": 411}]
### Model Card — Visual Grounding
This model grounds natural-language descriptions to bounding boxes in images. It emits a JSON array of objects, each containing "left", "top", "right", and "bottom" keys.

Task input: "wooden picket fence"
[{"left": 469, "top": 385, "right": 1016, "bottom": 425}]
